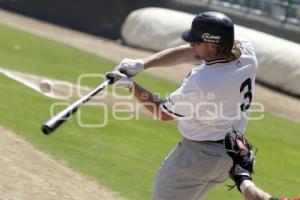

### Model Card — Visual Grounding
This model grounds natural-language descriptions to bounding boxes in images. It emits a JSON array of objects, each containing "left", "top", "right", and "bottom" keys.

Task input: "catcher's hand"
[{"left": 224, "top": 129, "right": 255, "bottom": 191}]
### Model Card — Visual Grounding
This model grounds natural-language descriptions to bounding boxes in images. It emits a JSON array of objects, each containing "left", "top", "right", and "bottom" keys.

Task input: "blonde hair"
[{"left": 217, "top": 40, "right": 242, "bottom": 61}]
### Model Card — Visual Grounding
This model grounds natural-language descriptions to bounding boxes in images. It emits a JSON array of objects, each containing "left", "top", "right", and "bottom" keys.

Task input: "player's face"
[
  {"left": 190, "top": 42, "right": 209, "bottom": 59},
  {"left": 190, "top": 42, "right": 219, "bottom": 61}
]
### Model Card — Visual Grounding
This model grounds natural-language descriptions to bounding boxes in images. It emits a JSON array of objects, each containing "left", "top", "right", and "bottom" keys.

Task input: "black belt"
[
  {"left": 192, "top": 139, "right": 224, "bottom": 144},
  {"left": 213, "top": 139, "right": 224, "bottom": 144}
]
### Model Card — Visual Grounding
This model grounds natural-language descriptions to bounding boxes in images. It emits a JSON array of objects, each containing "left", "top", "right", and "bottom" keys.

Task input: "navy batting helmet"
[{"left": 182, "top": 11, "right": 234, "bottom": 52}]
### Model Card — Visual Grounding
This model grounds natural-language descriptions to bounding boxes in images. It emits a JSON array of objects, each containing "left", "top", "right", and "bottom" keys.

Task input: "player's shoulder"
[
  {"left": 236, "top": 36, "right": 257, "bottom": 67},
  {"left": 236, "top": 36, "right": 254, "bottom": 53},
  {"left": 235, "top": 36, "right": 252, "bottom": 45}
]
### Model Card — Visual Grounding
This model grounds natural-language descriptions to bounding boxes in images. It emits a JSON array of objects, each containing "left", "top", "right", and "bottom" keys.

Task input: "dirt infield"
[
  {"left": 0, "top": 69, "right": 147, "bottom": 200},
  {"left": 0, "top": 8, "right": 299, "bottom": 200},
  {"left": 0, "top": 126, "right": 124, "bottom": 200}
]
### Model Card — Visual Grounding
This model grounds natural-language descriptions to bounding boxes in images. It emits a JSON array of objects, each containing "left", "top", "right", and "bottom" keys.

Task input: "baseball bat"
[{"left": 41, "top": 80, "right": 110, "bottom": 135}]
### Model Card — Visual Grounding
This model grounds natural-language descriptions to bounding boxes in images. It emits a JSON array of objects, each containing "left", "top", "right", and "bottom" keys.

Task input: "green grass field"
[{"left": 0, "top": 23, "right": 299, "bottom": 200}]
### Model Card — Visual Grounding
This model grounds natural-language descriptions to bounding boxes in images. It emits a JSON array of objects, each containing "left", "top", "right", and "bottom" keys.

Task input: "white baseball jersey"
[{"left": 161, "top": 37, "right": 258, "bottom": 141}]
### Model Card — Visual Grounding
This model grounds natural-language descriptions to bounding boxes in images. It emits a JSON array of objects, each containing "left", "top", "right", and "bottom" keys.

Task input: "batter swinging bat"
[{"left": 41, "top": 80, "right": 110, "bottom": 135}]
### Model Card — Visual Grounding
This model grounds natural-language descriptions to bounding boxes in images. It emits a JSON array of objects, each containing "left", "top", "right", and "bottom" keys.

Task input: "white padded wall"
[{"left": 122, "top": 7, "right": 300, "bottom": 95}]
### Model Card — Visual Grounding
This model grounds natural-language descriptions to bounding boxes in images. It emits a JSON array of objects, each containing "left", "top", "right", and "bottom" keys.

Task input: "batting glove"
[
  {"left": 114, "top": 58, "right": 144, "bottom": 77},
  {"left": 105, "top": 70, "right": 133, "bottom": 88}
]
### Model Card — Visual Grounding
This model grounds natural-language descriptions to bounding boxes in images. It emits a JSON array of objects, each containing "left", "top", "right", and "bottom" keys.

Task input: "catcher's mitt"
[{"left": 224, "top": 129, "right": 255, "bottom": 191}]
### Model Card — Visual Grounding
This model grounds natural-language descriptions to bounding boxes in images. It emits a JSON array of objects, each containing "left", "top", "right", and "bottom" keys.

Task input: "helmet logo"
[{"left": 201, "top": 33, "right": 221, "bottom": 43}]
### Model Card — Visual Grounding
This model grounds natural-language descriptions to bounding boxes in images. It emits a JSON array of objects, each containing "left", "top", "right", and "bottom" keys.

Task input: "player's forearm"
[
  {"left": 143, "top": 44, "right": 197, "bottom": 69},
  {"left": 243, "top": 184, "right": 272, "bottom": 200},
  {"left": 129, "top": 82, "right": 174, "bottom": 121}
]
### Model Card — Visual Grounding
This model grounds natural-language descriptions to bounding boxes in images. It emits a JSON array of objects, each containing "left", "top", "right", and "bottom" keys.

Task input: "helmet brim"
[{"left": 181, "top": 29, "right": 202, "bottom": 43}]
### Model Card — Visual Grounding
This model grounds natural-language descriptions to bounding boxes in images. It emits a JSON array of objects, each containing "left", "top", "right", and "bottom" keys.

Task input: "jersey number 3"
[{"left": 240, "top": 78, "right": 252, "bottom": 112}]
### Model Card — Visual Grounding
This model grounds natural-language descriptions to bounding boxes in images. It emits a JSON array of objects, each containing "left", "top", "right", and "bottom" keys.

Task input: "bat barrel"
[
  {"left": 41, "top": 125, "right": 51, "bottom": 134},
  {"left": 41, "top": 80, "right": 110, "bottom": 135},
  {"left": 41, "top": 103, "right": 79, "bottom": 134}
]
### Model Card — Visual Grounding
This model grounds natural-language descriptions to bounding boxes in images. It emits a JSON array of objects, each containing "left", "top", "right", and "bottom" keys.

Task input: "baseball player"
[
  {"left": 106, "top": 11, "right": 258, "bottom": 199},
  {"left": 225, "top": 130, "right": 300, "bottom": 200}
]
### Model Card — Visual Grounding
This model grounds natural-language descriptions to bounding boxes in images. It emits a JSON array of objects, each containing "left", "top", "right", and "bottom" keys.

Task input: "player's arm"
[
  {"left": 105, "top": 71, "right": 173, "bottom": 121},
  {"left": 105, "top": 71, "right": 193, "bottom": 121},
  {"left": 239, "top": 180, "right": 272, "bottom": 200},
  {"left": 224, "top": 131, "right": 283, "bottom": 200},
  {"left": 243, "top": 184, "right": 299, "bottom": 200},
  {"left": 113, "top": 44, "right": 200, "bottom": 77},
  {"left": 129, "top": 82, "right": 174, "bottom": 121},
  {"left": 129, "top": 78, "right": 198, "bottom": 121},
  {"left": 143, "top": 44, "right": 199, "bottom": 69}
]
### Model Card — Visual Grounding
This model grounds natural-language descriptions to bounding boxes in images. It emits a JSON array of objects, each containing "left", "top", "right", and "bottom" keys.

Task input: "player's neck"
[{"left": 204, "top": 53, "right": 230, "bottom": 63}]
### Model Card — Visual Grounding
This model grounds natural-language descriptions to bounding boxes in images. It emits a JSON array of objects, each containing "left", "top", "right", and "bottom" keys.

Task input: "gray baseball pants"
[{"left": 152, "top": 138, "right": 233, "bottom": 200}]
